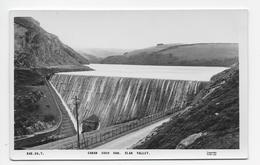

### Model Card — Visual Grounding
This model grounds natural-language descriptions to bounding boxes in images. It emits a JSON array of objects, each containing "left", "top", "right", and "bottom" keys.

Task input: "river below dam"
[{"left": 50, "top": 64, "right": 227, "bottom": 131}]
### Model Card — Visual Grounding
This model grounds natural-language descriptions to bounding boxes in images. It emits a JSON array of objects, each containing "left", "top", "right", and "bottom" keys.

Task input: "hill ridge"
[{"left": 14, "top": 17, "right": 89, "bottom": 68}]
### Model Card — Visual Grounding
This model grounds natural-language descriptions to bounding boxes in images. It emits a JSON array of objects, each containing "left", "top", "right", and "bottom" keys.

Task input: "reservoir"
[{"left": 58, "top": 64, "right": 228, "bottom": 81}]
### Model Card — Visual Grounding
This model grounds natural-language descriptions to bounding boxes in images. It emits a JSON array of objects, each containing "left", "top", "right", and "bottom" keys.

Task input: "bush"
[
  {"left": 43, "top": 114, "right": 55, "bottom": 122},
  {"left": 26, "top": 104, "right": 39, "bottom": 112}
]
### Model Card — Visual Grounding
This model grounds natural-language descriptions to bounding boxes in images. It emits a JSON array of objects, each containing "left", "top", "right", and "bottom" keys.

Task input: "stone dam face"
[{"left": 50, "top": 74, "right": 206, "bottom": 130}]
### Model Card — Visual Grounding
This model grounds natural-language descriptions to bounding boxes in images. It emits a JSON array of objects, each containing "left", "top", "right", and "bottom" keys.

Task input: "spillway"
[{"left": 50, "top": 74, "right": 206, "bottom": 130}]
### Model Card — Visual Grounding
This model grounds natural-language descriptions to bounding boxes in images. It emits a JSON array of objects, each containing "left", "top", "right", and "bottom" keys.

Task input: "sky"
[{"left": 24, "top": 10, "right": 246, "bottom": 50}]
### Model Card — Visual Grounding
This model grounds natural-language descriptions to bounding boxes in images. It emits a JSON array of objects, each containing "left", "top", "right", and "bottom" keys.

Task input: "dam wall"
[{"left": 50, "top": 74, "right": 206, "bottom": 129}]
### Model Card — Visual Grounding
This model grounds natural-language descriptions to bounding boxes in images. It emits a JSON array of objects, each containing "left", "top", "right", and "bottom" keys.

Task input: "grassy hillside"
[
  {"left": 102, "top": 43, "right": 238, "bottom": 67},
  {"left": 78, "top": 48, "right": 129, "bottom": 58},
  {"left": 124, "top": 43, "right": 183, "bottom": 57},
  {"left": 134, "top": 64, "right": 239, "bottom": 149}
]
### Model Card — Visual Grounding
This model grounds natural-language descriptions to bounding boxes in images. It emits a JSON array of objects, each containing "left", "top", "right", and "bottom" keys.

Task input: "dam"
[
  {"left": 50, "top": 64, "right": 227, "bottom": 132},
  {"left": 28, "top": 64, "right": 228, "bottom": 149}
]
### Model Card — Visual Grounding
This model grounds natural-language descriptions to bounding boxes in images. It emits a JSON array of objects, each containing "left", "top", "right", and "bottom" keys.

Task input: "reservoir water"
[{"left": 59, "top": 64, "right": 228, "bottom": 81}]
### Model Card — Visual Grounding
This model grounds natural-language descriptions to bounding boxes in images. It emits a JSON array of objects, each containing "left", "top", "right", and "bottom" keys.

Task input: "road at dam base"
[{"left": 94, "top": 117, "right": 171, "bottom": 149}]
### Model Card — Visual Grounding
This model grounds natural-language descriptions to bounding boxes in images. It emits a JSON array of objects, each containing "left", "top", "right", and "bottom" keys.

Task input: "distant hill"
[
  {"left": 101, "top": 43, "right": 238, "bottom": 67},
  {"left": 78, "top": 48, "right": 130, "bottom": 58},
  {"left": 77, "top": 51, "right": 102, "bottom": 63},
  {"left": 14, "top": 17, "right": 89, "bottom": 68},
  {"left": 124, "top": 43, "right": 183, "bottom": 57}
]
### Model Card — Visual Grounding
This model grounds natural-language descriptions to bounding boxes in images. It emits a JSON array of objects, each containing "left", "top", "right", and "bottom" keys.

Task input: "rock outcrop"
[
  {"left": 134, "top": 64, "right": 239, "bottom": 149},
  {"left": 14, "top": 17, "right": 89, "bottom": 68}
]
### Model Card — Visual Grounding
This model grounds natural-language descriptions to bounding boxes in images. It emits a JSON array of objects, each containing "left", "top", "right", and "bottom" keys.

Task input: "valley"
[{"left": 13, "top": 16, "right": 240, "bottom": 150}]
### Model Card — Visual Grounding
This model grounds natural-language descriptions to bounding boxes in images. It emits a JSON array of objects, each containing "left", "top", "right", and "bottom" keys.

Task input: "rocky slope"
[
  {"left": 14, "top": 17, "right": 89, "bottom": 68},
  {"left": 134, "top": 65, "right": 239, "bottom": 149},
  {"left": 101, "top": 43, "right": 238, "bottom": 67},
  {"left": 14, "top": 17, "right": 89, "bottom": 142}
]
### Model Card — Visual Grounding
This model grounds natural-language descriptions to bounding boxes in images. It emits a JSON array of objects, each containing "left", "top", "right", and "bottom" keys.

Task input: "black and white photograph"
[{"left": 10, "top": 10, "right": 248, "bottom": 160}]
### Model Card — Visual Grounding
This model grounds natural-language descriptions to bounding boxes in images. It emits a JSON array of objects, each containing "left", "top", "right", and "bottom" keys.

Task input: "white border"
[{"left": 9, "top": 10, "right": 248, "bottom": 160}]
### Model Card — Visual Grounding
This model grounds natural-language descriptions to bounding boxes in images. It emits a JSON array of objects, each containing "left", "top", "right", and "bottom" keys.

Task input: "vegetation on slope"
[
  {"left": 14, "top": 70, "right": 59, "bottom": 137},
  {"left": 14, "top": 17, "right": 92, "bottom": 138},
  {"left": 134, "top": 65, "right": 239, "bottom": 149},
  {"left": 101, "top": 43, "right": 238, "bottom": 67}
]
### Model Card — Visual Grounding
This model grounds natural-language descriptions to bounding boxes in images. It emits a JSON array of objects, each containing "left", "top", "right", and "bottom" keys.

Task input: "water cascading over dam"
[{"left": 50, "top": 74, "right": 206, "bottom": 130}]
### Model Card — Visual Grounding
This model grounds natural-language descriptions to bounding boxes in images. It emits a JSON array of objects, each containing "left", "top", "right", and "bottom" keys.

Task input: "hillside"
[
  {"left": 14, "top": 17, "right": 90, "bottom": 145},
  {"left": 77, "top": 51, "right": 102, "bottom": 63},
  {"left": 101, "top": 43, "right": 238, "bottom": 67},
  {"left": 100, "top": 55, "right": 128, "bottom": 64},
  {"left": 124, "top": 43, "right": 183, "bottom": 57},
  {"left": 78, "top": 48, "right": 129, "bottom": 59},
  {"left": 14, "top": 17, "right": 89, "bottom": 68},
  {"left": 134, "top": 64, "right": 239, "bottom": 149}
]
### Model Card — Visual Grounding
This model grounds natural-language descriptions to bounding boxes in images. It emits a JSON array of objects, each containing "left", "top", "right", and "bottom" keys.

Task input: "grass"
[{"left": 14, "top": 84, "right": 59, "bottom": 136}]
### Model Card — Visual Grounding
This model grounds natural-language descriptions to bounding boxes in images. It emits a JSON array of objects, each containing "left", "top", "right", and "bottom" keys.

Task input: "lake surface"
[{"left": 58, "top": 64, "right": 228, "bottom": 81}]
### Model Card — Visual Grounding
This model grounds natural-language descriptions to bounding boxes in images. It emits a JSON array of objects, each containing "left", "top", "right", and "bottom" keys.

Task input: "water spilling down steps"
[{"left": 50, "top": 74, "right": 207, "bottom": 131}]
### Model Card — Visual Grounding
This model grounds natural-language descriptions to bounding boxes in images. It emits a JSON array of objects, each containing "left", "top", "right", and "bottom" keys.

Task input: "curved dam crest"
[
  {"left": 50, "top": 65, "right": 227, "bottom": 131},
  {"left": 50, "top": 75, "right": 206, "bottom": 130}
]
